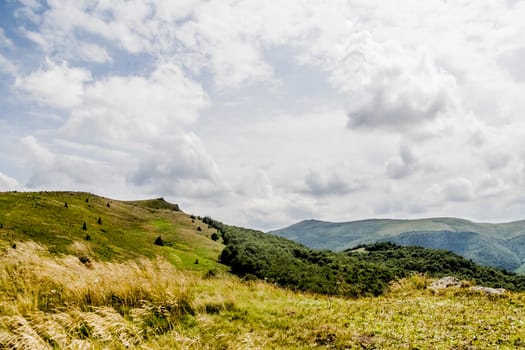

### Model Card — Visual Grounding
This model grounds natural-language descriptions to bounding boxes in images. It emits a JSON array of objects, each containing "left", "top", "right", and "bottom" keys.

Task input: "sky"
[{"left": 1, "top": 0, "right": 525, "bottom": 230}]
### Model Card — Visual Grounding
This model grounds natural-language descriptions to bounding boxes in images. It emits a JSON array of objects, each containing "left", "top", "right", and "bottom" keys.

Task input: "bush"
[{"left": 154, "top": 236, "right": 164, "bottom": 246}]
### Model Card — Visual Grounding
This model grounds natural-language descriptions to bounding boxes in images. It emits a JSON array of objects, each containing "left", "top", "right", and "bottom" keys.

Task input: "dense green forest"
[
  {"left": 271, "top": 218, "right": 525, "bottom": 273},
  {"left": 220, "top": 226, "right": 525, "bottom": 297},
  {"left": 347, "top": 242, "right": 525, "bottom": 290}
]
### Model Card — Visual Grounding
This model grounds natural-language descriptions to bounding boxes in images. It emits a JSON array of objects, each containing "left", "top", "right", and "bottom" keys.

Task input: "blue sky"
[{"left": 1, "top": 0, "right": 525, "bottom": 230}]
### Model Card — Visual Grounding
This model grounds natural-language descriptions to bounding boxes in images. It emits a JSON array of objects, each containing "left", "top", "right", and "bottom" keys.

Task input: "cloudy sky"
[{"left": 1, "top": 0, "right": 525, "bottom": 230}]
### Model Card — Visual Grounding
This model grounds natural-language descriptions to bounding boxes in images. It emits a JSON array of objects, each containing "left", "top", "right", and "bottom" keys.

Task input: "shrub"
[{"left": 154, "top": 236, "right": 164, "bottom": 246}]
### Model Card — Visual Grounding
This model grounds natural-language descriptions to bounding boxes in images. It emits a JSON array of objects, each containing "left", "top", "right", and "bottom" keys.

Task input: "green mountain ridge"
[{"left": 270, "top": 218, "right": 525, "bottom": 273}]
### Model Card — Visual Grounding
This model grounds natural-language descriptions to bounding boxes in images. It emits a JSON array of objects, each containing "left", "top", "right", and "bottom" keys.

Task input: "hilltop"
[
  {"left": 270, "top": 218, "right": 525, "bottom": 273},
  {"left": 0, "top": 191, "right": 224, "bottom": 273}
]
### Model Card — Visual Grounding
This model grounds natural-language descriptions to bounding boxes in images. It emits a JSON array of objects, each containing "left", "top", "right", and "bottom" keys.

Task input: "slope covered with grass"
[
  {"left": 0, "top": 191, "right": 224, "bottom": 273},
  {"left": 1, "top": 241, "right": 524, "bottom": 349}
]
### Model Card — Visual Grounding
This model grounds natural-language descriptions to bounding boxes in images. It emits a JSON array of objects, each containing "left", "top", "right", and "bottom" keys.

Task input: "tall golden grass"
[{"left": 0, "top": 242, "right": 197, "bottom": 349}]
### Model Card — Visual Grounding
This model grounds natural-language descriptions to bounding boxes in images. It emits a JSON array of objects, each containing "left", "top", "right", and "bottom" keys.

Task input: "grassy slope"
[
  {"left": 1, "top": 242, "right": 524, "bottom": 349},
  {"left": 0, "top": 191, "right": 224, "bottom": 273},
  {"left": 1, "top": 191, "right": 524, "bottom": 349},
  {"left": 270, "top": 218, "right": 525, "bottom": 273}
]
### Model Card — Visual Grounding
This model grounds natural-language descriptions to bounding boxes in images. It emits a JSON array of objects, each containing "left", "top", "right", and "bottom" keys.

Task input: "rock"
[
  {"left": 470, "top": 286, "right": 506, "bottom": 296},
  {"left": 78, "top": 255, "right": 92, "bottom": 268},
  {"left": 429, "top": 276, "right": 462, "bottom": 290}
]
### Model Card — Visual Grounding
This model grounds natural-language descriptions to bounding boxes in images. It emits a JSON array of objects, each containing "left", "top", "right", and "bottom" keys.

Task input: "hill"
[
  {"left": 220, "top": 225, "right": 525, "bottom": 295},
  {"left": 0, "top": 191, "right": 224, "bottom": 273},
  {"left": 0, "top": 191, "right": 524, "bottom": 348},
  {"left": 270, "top": 218, "right": 525, "bottom": 273}
]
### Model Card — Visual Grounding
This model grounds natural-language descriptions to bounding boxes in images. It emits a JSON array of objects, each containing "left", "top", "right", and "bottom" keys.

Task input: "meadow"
[
  {"left": 1, "top": 241, "right": 524, "bottom": 349},
  {"left": 0, "top": 192, "right": 524, "bottom": 349}
]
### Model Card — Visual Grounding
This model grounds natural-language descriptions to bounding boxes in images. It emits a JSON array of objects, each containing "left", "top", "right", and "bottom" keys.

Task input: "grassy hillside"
[
  {"left": 1, "top": 191, "right": 525, "bottom": 348},
  {"left": 270, "top": 218, "right": 525, "bottom": 273},
  {"left": 1, "top": 241, "right": 524, "bottom": 349},
  {"left": 0, "top": 191, "right": 224, "bottom": 273}
]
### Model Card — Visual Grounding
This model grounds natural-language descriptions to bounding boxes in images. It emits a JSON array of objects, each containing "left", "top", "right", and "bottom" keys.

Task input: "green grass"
[{"left": 0, "top": 191, "right": 225, "bottom": 273}]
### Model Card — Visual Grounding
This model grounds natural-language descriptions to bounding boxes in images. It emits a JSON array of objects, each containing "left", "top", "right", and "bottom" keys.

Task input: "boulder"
[
  {"left": 429, "top": 276, "right": 461, "bottom": 290},
  {"left": 470, "top": 286, "right": 506, "bottom": 296}
]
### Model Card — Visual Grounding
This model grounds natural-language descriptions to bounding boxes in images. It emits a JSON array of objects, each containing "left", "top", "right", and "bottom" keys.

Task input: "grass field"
[
  {"left": 0, "top": 191, "right": 224, "bottom": 273},
  {"left": 1, "top": 192, "right": 524, "bottom": 349},
  {"left": 0, "top": 241, "right": 523, "bottom": 349}
]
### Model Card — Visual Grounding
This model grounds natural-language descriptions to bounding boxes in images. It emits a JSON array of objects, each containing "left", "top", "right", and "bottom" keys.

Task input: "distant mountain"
[{"left": 269, "top": 218, "right": 525, "bottom": 274}]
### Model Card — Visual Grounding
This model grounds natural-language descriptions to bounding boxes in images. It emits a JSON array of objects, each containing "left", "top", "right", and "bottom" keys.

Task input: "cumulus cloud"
[
  {"left": 4, "top": 0, "right": 525, "bottom": 229},
  {"left": 20, "top": 135, "right": 107, "bottom": 188},
  {"left": 15, "top": 58, "right": 219, "bottom": 201},
  {"left": 0, "top": 28, "right": 13, "bottom": 48},
  {"left": 345, "top": 42, "right": 458, "bottom": 131},
  {"left": 476, "top": 175, "right": 508, "bottom": 198},
  {"left": 62, "top": 63, "right": 208, "bottom": 142},
  {"left": 498, "top": 46, "right": 525, "bottom": 82},
  {"left": 0, "top": 53, "right": 16, "bottom": 75},
  {"left": 77, "top": 43, "right": 112, "bottom": 63},
  {"left": 129, "top": 134, "right": 226, "bottom": 198},
  {"left": 16, "top": 61, "right": 92, "bottom": 109},
  {"left": 484, "top": 150, "right": 512, "bottom": 171},
  {"left": 442, "top": 177, "right": 474, "bottom": 202},
  {"left": 385, "top": 145, "right": 419, "bottom": 180},
  {"left": 303, "top": 170, "right": 364, "bottom": 197},
  {"left": 0, "top": 171, "right": 22, "bottom": 191}
]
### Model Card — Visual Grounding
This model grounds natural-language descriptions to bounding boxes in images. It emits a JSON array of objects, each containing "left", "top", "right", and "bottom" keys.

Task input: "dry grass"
[{"left": 0, "top": 242, "right": 196, "bottom": 349}]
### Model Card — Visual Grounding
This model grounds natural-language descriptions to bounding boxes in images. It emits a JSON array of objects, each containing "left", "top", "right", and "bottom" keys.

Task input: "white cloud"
[
  {"left": 20, "top": 135, "right": 118, "bottom": 190},
  {"left": 385, "top": 145, "right": 420, "bottom": 180},
  {"left": 62, "top": 63, "right": 208, "bottom": 142},
  {"left": 442, "top": 177, "right": 474, "bottom": 202},
  {"left": 303, "top": 170, "right": 364, "bottom": 197},
  {"left": 0, "top": 53, "right": 17, "bottom": 75},
  {"left": 326, "top": 38, "right": 458, "bottom": 131},
  {"left": 77, "top": 43, "right": 112, "bottom": 63},
  {"left": 0, "top": 171, "right": 22, "bottom": 191},
  {"left": 476, "top": 175, "right": 509, "bottom": 198},
  {"left": 498, "top": 46, "right": 525, "bottom": 83},
  {"left": 128, "top": 133, "right": 226, "bottom": 198},
  {"left": 0, "top": 28, "right": 13, "bottom": 48},
  {"left": 4, "top": 0, "right": 525, "bottom": 229},
  {"left": 16, "top": 61, "right": 92, "bottom": 109}
]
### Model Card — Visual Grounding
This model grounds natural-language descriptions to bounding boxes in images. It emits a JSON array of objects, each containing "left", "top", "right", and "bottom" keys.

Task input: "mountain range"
[{"left": 270, "top": 217, "right": 525, "bottom": 274}]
